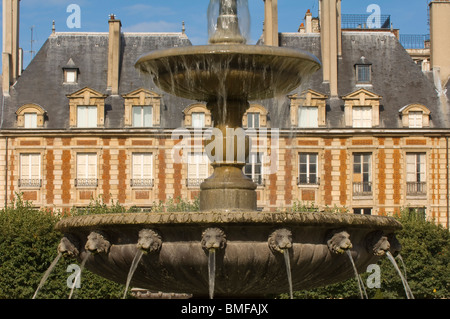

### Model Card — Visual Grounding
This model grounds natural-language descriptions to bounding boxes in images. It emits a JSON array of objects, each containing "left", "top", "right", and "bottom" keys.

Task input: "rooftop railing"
[
  {"left": 341, "top": 14, "right": 391, "bottom": 30},
  {"left": 399, "top": 34, "right": 430, "bottom": 49}
]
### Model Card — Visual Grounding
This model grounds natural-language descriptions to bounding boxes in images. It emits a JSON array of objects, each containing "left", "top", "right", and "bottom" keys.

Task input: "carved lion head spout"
[
  {"left": 366, "top": 231, "right": 391, "bottom": 256},
  {"left": 201, "top": 228, "right": 227, "bottom": 252},
  {"left": 387, "top": 233, "right": 402, "bottom": 257},
  {"left": 58, "top": 234, "right": 80, "bottom": 258},
  {"left": 268, "top": 228, "right": 293, "bottom": 254},
  {"left": 137, "top": 229, "right": 162, "bottom": 253},
  {"left": 327, "top": 230, "right": 353, "bottom": 255},
  {"left": 85, "top": 231, "right": 111, "bottom": 254}
]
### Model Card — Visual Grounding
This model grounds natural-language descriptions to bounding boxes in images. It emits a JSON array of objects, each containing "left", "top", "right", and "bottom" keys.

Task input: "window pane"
[
  {"left": 87, "top": 107, "right": 97, "bottom": 128},
  {"left": 143, "top": 106, "right": 153, "bottom": 127},
  {"left": 353, "top": 107, "right": 372, "bottom": 128},
  {"left": 298, "top": 107, "right": 318, "bottom": 128},
  {"left": 132, "top": 107, "right": 142, "bottom": 127},
  {"left": 24, "top": 113, "right": 37, "bottom": 129},
  {"left": 409, "top": 111, "right": 423, "bottom": 128},
  {"left": 77, "top": 106, "right": 87, "bottom": 128},
  {"left": 192, "top": 112, "right": 205, "bottom": 128},
  {"left": 357, "top": 65, "right": 371, "bottom": 83},
  {"left": 248, "top": 113, "right": 260, "bottom": 128},
  {"left": 66, "top": 70, "right": 77, "bottom": 83}
]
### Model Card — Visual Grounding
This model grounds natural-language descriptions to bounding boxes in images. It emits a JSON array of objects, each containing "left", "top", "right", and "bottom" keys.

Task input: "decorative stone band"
[{"left": 55, "top": 211, "right": 403, "bottom": 232}]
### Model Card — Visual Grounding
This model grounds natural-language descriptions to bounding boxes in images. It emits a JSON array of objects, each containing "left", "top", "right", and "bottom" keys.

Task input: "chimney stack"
[
  {"left": 263, "top": 0, "right": 279, "bottom": 46},
  {"left": 319, "top": 0, "right": 341, "bottom": 97},
  {"left": 429, "top": 0, "right": 450, "bottom": 88},
  {"left": 2, "top": 0, "right": 20, "bottom": 95},
  {"left": 107, "top": 14, "right": 122, "bottom": 95}
]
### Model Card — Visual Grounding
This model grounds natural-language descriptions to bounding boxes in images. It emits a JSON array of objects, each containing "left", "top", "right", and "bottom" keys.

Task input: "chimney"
[
  {"left": 263, "top": 0, "right": 279, "bottom": 46},
  {"left": 107, "top": 14, "right": 122, "bottom": 95},
  {"left": 2, "top": 0, "right": 20, "bottom": 95},
  {"left": 319, "top": 0, "right": 341, "bottom": 97},
  {"left": 305, "top": 9, "right": 313, "bottom": 33},
  {"left": 429, "top": 0, "right": 450, "bottom": 88}
]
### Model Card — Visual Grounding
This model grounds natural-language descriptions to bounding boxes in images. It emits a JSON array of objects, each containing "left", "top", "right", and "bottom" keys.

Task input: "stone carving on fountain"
[
  {"left": 327, "top": 230, "right": 353, "bottom": 255},
  {"left": 268, "top": 228, "right": 293, "bottom": 254},
  {"left": 137, "top": 229, "right": 163, "bottom": 253}
]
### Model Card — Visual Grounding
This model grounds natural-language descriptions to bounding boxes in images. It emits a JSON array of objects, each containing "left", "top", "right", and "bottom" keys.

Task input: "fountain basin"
[
  {"left": 136, "top": 44, "right": 321, "bottom": 101},
  {"left": 56, "top": 211, "right": 402, "bottom": 298}
]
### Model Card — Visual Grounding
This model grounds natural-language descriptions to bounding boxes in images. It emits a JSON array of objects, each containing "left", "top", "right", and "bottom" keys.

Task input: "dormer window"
[
  {"left": 64, "top": 69, "right": 78, "bottom": 84},
  {"left": 63, "top": 58, "right": 79, "bottom": 84},
  {"left": 16, "top": 104, "right": 47, "bottom": 128},
  {"left": 183, "top": 104, "right": 211, "bottom": 128},
  {"left": 243, "top": 104, "right": 269, "bottom": 128},
  {"left": 355, "top": 57, "right": 372, "bottom": 84},
  {"left": 399, "top": 104, "right": 431, "bottom": 128},
  {"left": 289, "top": 90, "right": 328, "bottom": 128}
]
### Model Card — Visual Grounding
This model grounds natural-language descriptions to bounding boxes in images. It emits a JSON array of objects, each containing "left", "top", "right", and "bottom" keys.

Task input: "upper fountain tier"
[{"left": 135, "top": 0, "right": 321, "bottom": 102}]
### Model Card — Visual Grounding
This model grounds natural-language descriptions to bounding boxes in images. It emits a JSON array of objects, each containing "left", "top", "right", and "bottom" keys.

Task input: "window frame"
[
  {"left": 76, "top": 105, "right": 98, "bottom": 128},
  {"left": 244, "top": 152, "right": 264, "bottom": 186},
  {"left": 131, "top": 153, "right": 154, "bottom": 188},
  {"left": 19, "top": 153, "right": 42, "bottom": 188},
  {"left": 76, "top": 153, "right": 98, "bottom": 188},
  {"left": 132, "top": 105, "right": 153, "bottom": 128},
  {"left": 187, "top": 152, "right": 210, "bottom": 187},
  {"left": 298, "top": 153, "right": 319, "bottom": 185},
  {"left": 352, "top": 153, "right": 373, "bottom": 196}
]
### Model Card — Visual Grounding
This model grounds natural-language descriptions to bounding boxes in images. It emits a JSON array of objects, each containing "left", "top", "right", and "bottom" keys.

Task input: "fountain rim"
[
  {"left": 55, "top": 211, "right": 402, "bottom": 233},
  {"left": 134, "top": 44, "right": 322, "bottom": 72}
]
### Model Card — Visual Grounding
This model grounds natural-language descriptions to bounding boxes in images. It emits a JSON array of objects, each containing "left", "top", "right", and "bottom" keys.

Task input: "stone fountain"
[{"left": 55, "top": 0, "right": 402, "bottom": 298}]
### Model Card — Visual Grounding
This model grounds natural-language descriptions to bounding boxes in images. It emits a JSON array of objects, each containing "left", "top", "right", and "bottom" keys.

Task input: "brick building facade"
[{"left": 1, "top": 1, "right": 449, "bottom": 227}]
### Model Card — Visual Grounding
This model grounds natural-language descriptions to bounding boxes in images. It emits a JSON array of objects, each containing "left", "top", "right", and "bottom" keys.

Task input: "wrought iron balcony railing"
[
  {"left": 353, "top": 182, "right": 372, "bottom": 196},
  {"left": 75, "top": 178, "right": 98, "bottom": 188},
  {"left": 18, "top": 179, "right": 42, "bottom": 188},
  {"left": 297, "top": 177, "right": 320, "bottom": 186},
  {"left": 186, "top": 178, "right": 206, "bottom": 187},
  {"left": 130, "top": 178, "right": 155, "bottom": 188},
  {"left": 406, "top": 182, "right": 427, "bottom": 196}
]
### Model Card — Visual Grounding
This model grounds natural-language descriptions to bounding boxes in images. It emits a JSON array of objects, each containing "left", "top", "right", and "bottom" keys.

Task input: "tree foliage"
[{"left": 282, "top": 209, "right": 450, "bottom": 299}]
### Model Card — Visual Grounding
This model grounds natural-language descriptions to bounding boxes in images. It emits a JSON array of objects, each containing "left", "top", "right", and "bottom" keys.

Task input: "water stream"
[
  {"left": 386, "top": 251, "right": 414, "bottom": 299},
  {"left": 123, "top": 250, "right": 144, "bottom": 299},
  {"left": 68, "top": 251, "right": 91, "bottom": 299},
  {"left": 346, "top": 250, "right": 365, "bottom": 299},
  {"left": 208, "top": 249, "right": 216, "bottom": 299},
  {"left": 32, "top": 252, "right": 63, "bottom": 299},
  {"left": 283, "top": 250, "right": 294, "bottom": 299}
]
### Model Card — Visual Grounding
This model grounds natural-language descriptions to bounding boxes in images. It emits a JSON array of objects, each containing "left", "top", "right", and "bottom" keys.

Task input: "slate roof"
[{"left": 1, "top": 30, "right": 448, "bottom": 130}]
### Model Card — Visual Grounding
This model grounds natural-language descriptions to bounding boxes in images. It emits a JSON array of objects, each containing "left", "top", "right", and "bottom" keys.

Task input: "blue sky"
[{"left": 1, "top": 0, "right": 431, "bottom": 69}]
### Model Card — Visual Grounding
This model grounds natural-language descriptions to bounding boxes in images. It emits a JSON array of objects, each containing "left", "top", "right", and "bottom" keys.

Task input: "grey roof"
[
  {"left": 265, "top": 31, "right": 447, "bottom": 129},
  {"left": 1, "top": 30, "right": 448, "bottom": 130},
  {"left": 2, "top": 32, "right": 193, "bottom": 130}
]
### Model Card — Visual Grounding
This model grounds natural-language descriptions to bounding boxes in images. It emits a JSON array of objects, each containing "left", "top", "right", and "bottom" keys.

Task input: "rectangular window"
[
  {"left": 76, "top": 153, "right": 97, "bottom": 187},
  {"left": 131, "top": 153, "right": 154, "bottom": 187},
  {"left": 132, "top": 106, "right": 153, "bottom": 128},
  {"left": 298, "top": 107, "right": 318, "bottom": 128},
  {"left": 353, "top": 153, "right": 372, "bottom": 196},
  {"left": 406, "top": 153, "right": 426, "bottom": 195},
  {"left": 245, "top": 152, "right": 264, "bottom": 185},
  {"left": 192, "top": 112, "right": 205, "bottom": 128},
  {"left": 247, "top": 112, "right": 260, "bottom": 128},
  {"left": 357, "top": 65, "right": 371, "bottom": 83},
  {"left": 353, "top": 208, "right": 372, "bottom": 215},
  {"left": 77, "top": 106, "right": 97, "bottom": 128},
  {"left": 187, "top": 152, "right": 209, "bottom": 187},
  {"left": 24, "top": 113, "right": 37, "bottom": 129},
  {"left": 19, "top": 153, "right": 41, "bottom": 188},
  {"left": 298, "top": 153, "right": 318, "bottom": 185},
  {"left": 65, "top": 69, "right": 78, "bottom": 83},
  {"left": 353, "top": 106, "right": 372, "bottom": 128},
  {"left": 408, "top": 111, "right": 423, "bottom": 128}
]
